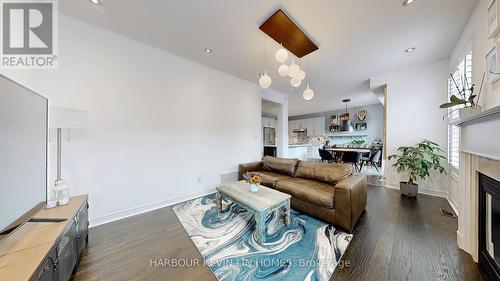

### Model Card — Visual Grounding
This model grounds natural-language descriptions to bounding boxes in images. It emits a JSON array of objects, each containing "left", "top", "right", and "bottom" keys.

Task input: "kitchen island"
[{"left": 288, "top": 144, "right": 310, "bottom": 160}]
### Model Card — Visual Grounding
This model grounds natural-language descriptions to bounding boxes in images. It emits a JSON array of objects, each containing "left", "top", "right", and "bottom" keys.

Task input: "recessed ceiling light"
[
  {"left": 403, "top": 0, "right": 414, "bottom": 6},
  {"left": 204, "top": 48, "right": 212, "bottom": 54},
  {"left": 405, "top": 47, "right": 416, "bottom": 53},
  {"left": 89, "top": 0, "right": 103, "bottom": 6}
]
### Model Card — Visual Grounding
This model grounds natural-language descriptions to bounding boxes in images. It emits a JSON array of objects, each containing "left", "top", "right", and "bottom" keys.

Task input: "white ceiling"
[{"left": 60, "top": 0, "right": 477, "bottom": 116}]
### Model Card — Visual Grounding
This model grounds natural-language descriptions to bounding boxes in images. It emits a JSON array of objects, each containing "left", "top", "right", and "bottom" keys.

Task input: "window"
[{"left": 448, "top": 51, "right": 472, "bottom": 174}]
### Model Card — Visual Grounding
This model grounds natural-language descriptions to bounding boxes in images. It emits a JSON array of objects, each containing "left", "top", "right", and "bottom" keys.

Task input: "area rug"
[{"left": 172, "top": 193, "right": 352, "bottom": 281}]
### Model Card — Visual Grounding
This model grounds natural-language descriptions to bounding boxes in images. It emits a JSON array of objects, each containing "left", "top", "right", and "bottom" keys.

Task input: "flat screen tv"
[{"left": 0, "top": 74, "right": 47, "bottom": 237}]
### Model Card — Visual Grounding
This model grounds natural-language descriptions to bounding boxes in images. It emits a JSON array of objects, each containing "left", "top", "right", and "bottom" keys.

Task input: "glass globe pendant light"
[
  {"left": 259, "top": 70, "right": 272, "bottom": 88},
  {"left": 303, "top": 84, "right": 314, "bottom": 100},
  {"left": 297, "top": 70, "right": 306, "bottom": 81},
  {"left": 278, "top": 64, "right": 289, "bottom": 77},
  {"left": 288, "top": 59, "right": 300, "bottom": 78},
  {"left": 275, "top": 45, "right": 288, "bottom": 64},
  {"left": 259, "top": 36, "right": 272, "bottom": 89},
  {"left": 291, "top": 77, "right": 302, "bottom": 88}
]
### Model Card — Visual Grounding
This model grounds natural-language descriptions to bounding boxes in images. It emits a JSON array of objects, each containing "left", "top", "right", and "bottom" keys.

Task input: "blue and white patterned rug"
[{"left": 172, "top": 193, "right": 352, "bottom": 281}]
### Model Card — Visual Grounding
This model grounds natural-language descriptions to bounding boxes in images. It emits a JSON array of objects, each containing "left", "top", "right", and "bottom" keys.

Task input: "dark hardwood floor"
[{"left": 74, "top": 181, "right": 487, "bottom": 281}]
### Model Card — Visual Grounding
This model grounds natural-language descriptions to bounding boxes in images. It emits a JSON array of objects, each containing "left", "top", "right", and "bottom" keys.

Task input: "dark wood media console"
[{"left": 0, "top": 195, "right": 89, "bottom": 281}]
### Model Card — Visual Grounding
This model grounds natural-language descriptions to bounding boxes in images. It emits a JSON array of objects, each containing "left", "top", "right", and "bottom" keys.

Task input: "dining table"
[
  {"left": 324, "top": 147, "right": 371, "bottom": 154},
  {"left": 324, "top": 147, "right": 372, "bottom": 172}
]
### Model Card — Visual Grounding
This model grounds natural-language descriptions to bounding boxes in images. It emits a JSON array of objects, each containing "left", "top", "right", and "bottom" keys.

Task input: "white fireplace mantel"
[
  {"left": 454, "top": 104, "right": 500, "bottom": 262},
  {"left": 453, "top": 105, "right": 500, "bottom": 161},
  {"left": 451, "top": 105, "right": 500, "bottom": 127}
]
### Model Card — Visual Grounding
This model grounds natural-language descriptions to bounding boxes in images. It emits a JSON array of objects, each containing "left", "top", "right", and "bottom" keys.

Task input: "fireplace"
[{"left": 479, "top": 173, "right": 500, "bottom": 281}]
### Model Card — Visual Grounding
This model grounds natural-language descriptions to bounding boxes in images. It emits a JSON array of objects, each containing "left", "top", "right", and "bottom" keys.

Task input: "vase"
[
  {"left": 250, "top": 184, "right": 259, "bottom": 193},
  {"left": 55, "top": 180, "right": 70, "bottom": 205},
  {"left": 400, "top": 182, "right": 418, "bottom": 197}
]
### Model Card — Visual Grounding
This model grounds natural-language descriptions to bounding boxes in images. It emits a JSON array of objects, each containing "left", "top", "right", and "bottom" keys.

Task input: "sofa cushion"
[
  {"left": 275, "top": 178, "right": 335, "bottom": 209},
  {"left": 262, "top": 156, "right": 299, "bottom": 177},
  {"left": 252, "top": 171, "right": 292, "bottom": 188},
  {"left": 295, "top": 161, "right": 352, "bottom": 184}
]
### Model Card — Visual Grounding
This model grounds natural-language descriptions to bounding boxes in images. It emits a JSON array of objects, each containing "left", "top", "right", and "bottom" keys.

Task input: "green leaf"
[
  {"left": 440, "top": 102, "right": 455, "bottom": 109},
  {"left": 450, "top": 95, "right": 467, "bottom": 104}
]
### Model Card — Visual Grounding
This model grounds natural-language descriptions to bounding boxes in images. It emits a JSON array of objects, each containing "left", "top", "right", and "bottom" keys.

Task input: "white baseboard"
[
  {"left": 89, "top": 188, "right": 216, "bottom": 228},
  {"left": 383, "top": 183, "right": 459, "bottom": 217},
  {"left": 383, "top": 183, "right": 448, "bottom": 198},
  {"left": 446, "top": 193, "right": 459, "bottom": 217},
  {"left": 457, "top": 230, "right": 464, "bottom": 249}
]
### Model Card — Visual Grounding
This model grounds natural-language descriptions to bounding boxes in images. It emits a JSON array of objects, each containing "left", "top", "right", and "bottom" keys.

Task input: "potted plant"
[
  {"left": 388, "top": 140, "right": 446, "bottom": 197},
  {"left": 352, "top": 139, "right": 365, "bottom": 148},
  {"left": 440, "top": 73, "right": 485, "bottom": 120},
  {"left": 243, "top": 172, "right": 262, "bottom": 192}
]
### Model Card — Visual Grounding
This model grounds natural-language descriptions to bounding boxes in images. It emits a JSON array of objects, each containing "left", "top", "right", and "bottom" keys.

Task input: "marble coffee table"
[{"left": 216, "top": 181, "right": 291, "bottom": 245}]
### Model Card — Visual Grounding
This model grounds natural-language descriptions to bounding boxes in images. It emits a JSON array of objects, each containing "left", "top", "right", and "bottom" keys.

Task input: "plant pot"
[
  {"left": 459, "top": 106, "right": 482, "bottom": 120},
  {"left": 400, "top": 182, "right": 418, "bottom": 197},
  {"left": 250, "top": 184, "right": 259, "bottom": 193}
]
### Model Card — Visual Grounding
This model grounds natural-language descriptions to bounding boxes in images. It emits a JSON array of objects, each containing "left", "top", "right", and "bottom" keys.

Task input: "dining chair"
[
  {"left": 341, "top": 151, "right": 361, "bottom": 172},
  {"left": 360, "top": 150, "right": 382, "bottom": 174},
  {"left": 319, "top": 149, "right": 335, "bottom": 163}
]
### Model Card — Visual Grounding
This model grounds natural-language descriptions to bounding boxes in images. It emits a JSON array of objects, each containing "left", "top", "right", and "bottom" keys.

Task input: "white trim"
[
  {"left": 451, "top": 104, "right": 500, "bottom": 126},
  {"left": 457, "top": 230, "right": 465, "bottom": 249},
  {"left": 450, "top": 169, "right": 460, "bottom": 181},
  {"left": 460, "top": 149, "right": 500, "bottom": 162},
  {"left": 383, "top": 183, "right": 458, "bottom": 216},
  {"left": 89, "top": 188, "right": 216, "bottom": 228},
  {"left": 446, "top": 192, "right": 459, "bottom": 217},
  {"left": 383, "top": 183, "right": 449, "bottom": 198}
]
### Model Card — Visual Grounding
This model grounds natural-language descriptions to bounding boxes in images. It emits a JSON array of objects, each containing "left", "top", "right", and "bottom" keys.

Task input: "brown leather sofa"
[{"left": 239, "top": 156, "right": 367, "bottom": 233}]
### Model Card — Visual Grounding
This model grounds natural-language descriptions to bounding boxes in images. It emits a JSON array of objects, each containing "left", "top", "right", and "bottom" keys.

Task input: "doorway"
[{"left": 261, "top": 99, "right": 285, "bottom": 158}]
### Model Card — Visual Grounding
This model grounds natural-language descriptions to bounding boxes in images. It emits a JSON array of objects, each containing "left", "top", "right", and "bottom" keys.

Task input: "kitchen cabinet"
[
  {"left": 288, "top": 120, "right": 301, "bottom": 134},
  {"left": 308, "top": 117, "right": 325, "bottom": 136},
  {"left": 288, "top": 117, "right": 325, "bottom": 136},
  {"left": 314, "top": 117, "right": 326, "bottom": 136},
  {"left": 305, "top": 118, "right": 314, "bottom": 134},
  {"left": 289, "top": 119, "right": 305, "bottom": 130},
  {"left": 262, "top": 117, "right": 276, "bottom": 128}
]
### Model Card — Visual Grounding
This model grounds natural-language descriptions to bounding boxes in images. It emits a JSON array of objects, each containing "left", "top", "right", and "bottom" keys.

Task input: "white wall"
[
  {"left": 0, "top": 15, "right": 288, "bottom": 226},
  {"left": 371, "top": 60, "right": 450, "bottom": 195}
]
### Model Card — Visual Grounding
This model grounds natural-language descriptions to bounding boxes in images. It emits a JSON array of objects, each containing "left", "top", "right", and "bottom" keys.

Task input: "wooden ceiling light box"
[{"left": 259, "top": 9, "right": 318, "bottom": 58}]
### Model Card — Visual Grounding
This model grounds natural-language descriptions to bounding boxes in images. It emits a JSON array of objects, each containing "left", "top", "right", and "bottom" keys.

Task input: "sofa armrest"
[
  {"left": 334, "top": 173, "right": 367, "bottom": 232},
  {"left": 238, "top": 161, "right": 263, "bottom": 180}
]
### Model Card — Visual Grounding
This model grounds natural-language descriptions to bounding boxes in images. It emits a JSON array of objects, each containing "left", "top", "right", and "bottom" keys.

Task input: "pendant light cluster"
[
  {"left": 258, "top": 41, "right": 315, "bottom": 101},
  {"left": 275, "top": 45, "right": 314, "bottom": 101}
]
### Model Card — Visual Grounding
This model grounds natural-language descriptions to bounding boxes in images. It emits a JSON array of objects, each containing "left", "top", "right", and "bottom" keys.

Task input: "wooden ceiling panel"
[{"left": 259, "top": 9, "right": 318, "bottom": 58}]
